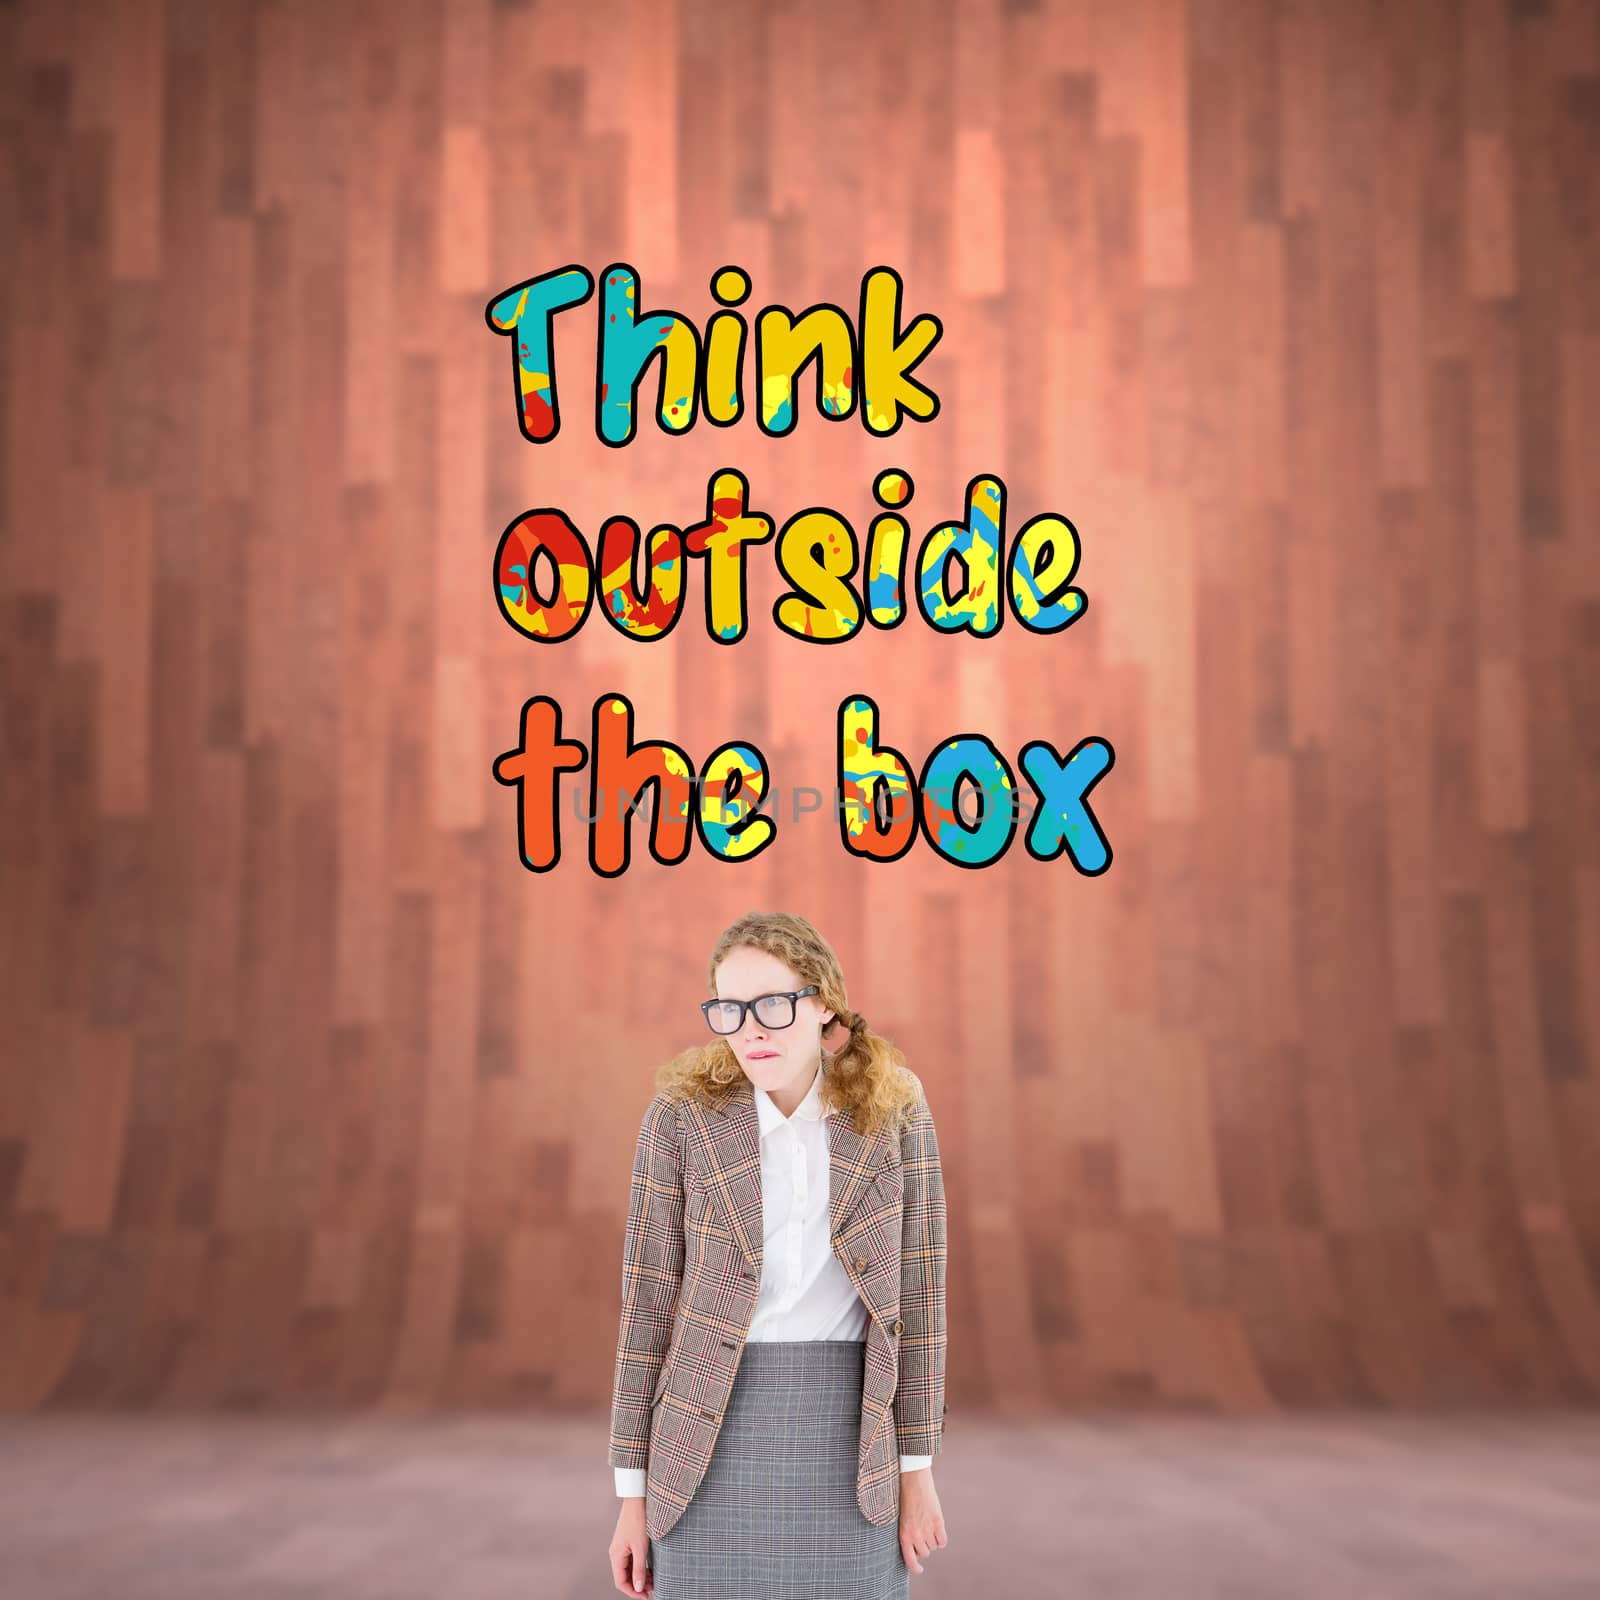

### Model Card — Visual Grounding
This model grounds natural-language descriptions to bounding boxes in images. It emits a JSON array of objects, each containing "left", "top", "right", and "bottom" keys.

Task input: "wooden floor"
[{"left": 2, "top": 1410, "right": 1597, "bottom": 1598}]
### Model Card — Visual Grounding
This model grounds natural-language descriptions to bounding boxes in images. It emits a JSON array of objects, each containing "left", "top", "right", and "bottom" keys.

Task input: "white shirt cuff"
[
  {"left": 615, "top": 1467, "right": 647, "bottom": 1498},
  {"left": 899, "top": 1454, "right": 933, "bottom": 1472}
]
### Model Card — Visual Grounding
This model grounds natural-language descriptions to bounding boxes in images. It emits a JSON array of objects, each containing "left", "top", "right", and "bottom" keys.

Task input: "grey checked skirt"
[{"left": 648, "top": 1338, "right": 909, "bottom": 1600}]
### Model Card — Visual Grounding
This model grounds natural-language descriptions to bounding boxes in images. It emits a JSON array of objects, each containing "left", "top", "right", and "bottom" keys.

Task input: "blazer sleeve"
[
  {"left": 892, "top": 1081, "right": 947, "bottom": 1459},
  {"left": 607, "top": 1092, "right": 685, "bottom": 1472}
]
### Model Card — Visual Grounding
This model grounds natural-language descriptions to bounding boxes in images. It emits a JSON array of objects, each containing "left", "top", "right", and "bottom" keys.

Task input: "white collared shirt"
[{"left": 615, "top": 1060, "right": 932, "bottom": 1496}]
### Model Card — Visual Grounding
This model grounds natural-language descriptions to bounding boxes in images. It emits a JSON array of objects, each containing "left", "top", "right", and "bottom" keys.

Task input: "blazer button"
[
  {"left": 853, "top": 1256, "right": 868, "bottom": 1271},
  {"left": 891, "top": 1318, "right": 904, "bottom": 1336}
]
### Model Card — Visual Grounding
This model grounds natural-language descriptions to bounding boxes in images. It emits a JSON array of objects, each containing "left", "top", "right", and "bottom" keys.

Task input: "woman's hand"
[
  {"left": 609, "top": 1498, "right": 653, "bottom": 1596},
  {"left": 898, "top": 1468, "right": 948, "bottom": 1575}
]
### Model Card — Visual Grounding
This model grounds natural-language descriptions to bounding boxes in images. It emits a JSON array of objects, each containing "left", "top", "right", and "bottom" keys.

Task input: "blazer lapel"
[
  {"left": 683, "top": 1083, "right": 765, "bottom": 1268},
  {"left": 825, "top": 1103, "right": 894, "bottom": 1247},
  {"left": 682, "top": 1075, "right": 896, "bottom": 1273}
]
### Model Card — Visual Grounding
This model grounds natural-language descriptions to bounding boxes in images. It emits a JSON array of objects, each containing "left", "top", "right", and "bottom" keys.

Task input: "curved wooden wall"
[{"left": 2, "top": 0, "right": 1598, "bottom": 1411}]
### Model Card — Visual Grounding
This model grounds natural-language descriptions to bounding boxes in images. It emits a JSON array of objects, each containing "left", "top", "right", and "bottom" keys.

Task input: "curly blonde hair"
[{"left": 654, "top": 911, "right": 922, "bottom": 1140}]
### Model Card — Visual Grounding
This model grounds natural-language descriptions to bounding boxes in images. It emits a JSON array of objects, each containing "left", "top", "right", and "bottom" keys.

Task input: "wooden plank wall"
[{"left": 1, "top": 0, "right": 1597, "bottom": 1411}]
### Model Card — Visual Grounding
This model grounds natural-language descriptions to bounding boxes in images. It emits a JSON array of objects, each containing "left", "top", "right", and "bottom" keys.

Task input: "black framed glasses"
[{"left": 702, "top": 986, "right": 819, "bottom": 1035}]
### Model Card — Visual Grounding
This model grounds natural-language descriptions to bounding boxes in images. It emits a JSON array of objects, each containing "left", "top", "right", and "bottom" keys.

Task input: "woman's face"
[{"left": 711, "top": 945, "right": 835, "bottom": 1100}]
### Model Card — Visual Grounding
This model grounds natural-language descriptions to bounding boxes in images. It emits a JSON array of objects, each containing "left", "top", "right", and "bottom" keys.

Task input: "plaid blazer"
[{"left": 608, "top": 1069, "right": 948, "bottom": 1540}]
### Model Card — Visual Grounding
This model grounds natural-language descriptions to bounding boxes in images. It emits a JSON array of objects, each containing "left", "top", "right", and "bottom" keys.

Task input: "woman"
[{"left": 606, "top": 911, "right": 950, "bottom": 1598}]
